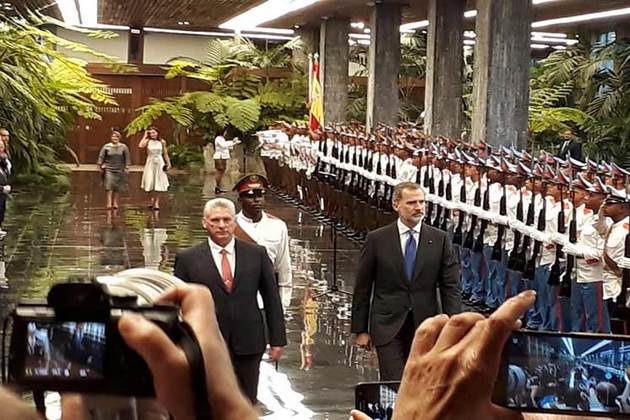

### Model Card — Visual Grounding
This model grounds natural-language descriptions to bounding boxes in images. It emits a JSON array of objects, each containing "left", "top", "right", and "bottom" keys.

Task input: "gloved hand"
[
  {"left": 617, "top": 257, "right": 630, "bottom": 270},
  {"left": 551, "top": 232, "right": 569, "bottom": 246},
  {"left": 2, "top": 185, "right": 10, "bottom": 194},
  {"left": 563, "top": 243, "right": 585, "bottom": 257}
]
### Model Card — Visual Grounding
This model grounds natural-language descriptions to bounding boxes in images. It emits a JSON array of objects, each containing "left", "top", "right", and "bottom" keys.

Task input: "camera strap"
[{"left": 178, "top": 321, "right": 213, "bottom": 420}]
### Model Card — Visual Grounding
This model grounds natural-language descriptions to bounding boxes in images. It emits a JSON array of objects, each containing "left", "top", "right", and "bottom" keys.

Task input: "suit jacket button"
[{"left": 407, "top": 307, "right": 412, "bottom": 311}]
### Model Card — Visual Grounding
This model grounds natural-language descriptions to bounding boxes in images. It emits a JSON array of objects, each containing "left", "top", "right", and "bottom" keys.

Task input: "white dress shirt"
[
  {"left": 397, "top": 219, "right": 422, "bottom": 257},
  {"left": 603, "top": 216, "right": 629, "bottom": 300},
  {"left": 236, "top": 211, "right": 292, "bottom": 287},
  {"left": 213, "top": 135, "right": 237, "bottom": 160},
  {"left": 207, "top": 237, "right": 235, "bottom": 278}
]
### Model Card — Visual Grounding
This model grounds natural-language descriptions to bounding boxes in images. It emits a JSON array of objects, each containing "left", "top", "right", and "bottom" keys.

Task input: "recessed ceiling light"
[
  {"left": 220, "top": 0, "right": 322, "bottom": 30},
  {"left": 532, "top": 7, "right": 630, "bottom": 28}
]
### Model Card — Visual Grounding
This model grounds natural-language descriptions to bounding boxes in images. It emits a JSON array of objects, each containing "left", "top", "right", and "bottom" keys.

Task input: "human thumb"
[{"left": 349, "top": 409, "right": 373, "bottom": 420}]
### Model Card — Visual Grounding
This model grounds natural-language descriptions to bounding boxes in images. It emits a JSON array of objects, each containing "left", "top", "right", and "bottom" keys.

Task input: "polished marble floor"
[{"left": 0, "top": 170, "right": 378, "bottom": 419}]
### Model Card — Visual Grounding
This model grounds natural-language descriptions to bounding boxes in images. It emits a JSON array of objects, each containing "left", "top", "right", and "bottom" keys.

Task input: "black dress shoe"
[{"left": 215, "top": 187, "right": 226, "bottom": 194}]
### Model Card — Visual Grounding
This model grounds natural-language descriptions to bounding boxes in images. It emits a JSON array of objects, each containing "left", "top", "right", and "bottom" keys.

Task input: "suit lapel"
[
  {"left": 413, "top": 223, "right": 432, "bottom": 282},
  {"left": 388, "top": 223, "right": 407, "bottom": 283},
  {"left": 202, "top": 241, "right": 230, "bottom": 294},
  {"left": 232, "top": 239, "right": 244, "bottom": 292}
]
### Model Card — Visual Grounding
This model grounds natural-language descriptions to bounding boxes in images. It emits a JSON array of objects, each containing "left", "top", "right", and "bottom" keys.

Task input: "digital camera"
[{"left": 6, "top": 280, "right": 182, "bottom": 396}]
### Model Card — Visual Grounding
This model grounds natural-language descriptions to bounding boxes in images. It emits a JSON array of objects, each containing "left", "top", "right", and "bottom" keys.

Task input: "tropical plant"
[
  {"left": 0, "top": 13, "right": 123, "bottom": 186},
  {"left": 346, "top": 33, "right": 427, "bottom": 123},
  {"left": 167, "top": 143, "right": 204, "bottom": 169},
  {"left": 526, "top": 38, "right": 630, "bottom": 165},
  {"left": 126, "top": 36, "right": 308, "bottom": 145}
]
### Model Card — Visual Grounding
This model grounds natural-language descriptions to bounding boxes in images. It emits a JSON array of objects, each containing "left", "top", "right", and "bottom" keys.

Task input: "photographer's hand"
[
  {"left": 119, "top": 284, "right": 257, "bottom": 420},
  {"left": 392, "top": 290, "right": 536, "bottom": 420}
]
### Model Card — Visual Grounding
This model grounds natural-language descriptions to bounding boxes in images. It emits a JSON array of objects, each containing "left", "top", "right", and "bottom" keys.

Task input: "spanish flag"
[{"left": 309, "top": 54, "right": 324, "bottom": 130}]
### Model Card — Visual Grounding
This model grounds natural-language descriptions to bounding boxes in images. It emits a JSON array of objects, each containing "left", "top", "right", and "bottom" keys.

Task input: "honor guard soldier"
[
  {"left": 600, "top": 184, "right": 630, "bottom": 333},
  {"left": 233, "top": 174, "right": 292, "bottom": 307},
  {"left": 562, "top": 175, "right": 609, "bottom": 332}
]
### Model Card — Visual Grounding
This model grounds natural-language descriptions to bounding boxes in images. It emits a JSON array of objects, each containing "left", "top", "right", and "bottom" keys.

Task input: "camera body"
[{"left": 8, "top": 282, "right": 181, "bottom": 396}]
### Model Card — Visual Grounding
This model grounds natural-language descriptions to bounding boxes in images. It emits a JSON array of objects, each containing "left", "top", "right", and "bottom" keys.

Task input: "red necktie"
[{"left": 220, "top": 249, "right": 233, "bottom": 291}]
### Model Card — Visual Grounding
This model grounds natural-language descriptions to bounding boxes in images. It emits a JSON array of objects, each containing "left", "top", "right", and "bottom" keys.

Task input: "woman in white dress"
[
  {"left": 213, "top": 130, "right": 241, "bottom": 194},
  {"left": 139, "top": 126, "right": 171, "bottom": 210}
]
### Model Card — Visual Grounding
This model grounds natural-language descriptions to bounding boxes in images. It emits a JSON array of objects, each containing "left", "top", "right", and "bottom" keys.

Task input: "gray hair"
[
  {"left": 392, "top": 182, "right": 425, "bottom": 204},
  {"left": 203, "top": 197, "right": 236, "bottom": 217}
]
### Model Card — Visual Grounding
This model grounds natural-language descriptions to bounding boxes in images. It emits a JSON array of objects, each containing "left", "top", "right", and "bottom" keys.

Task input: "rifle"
[
  {"left": 464, "top": 162, "right": 482, "bottom": 250},
  {"left": 453, "top": 158, "right": 467, "bottom": 246},
  {"left": 523, "top": 169, "right": 548, "bottom": 281},
  {"left": 474, "top": 164, "right": 491, "bottom": 253},
  {"left": 511, "top": 164, "right": 536, "bottom": 273},
  {"left": 425, "top": 152, "right": 436, "bottom": 223},
  {"left": 548, "top": 166, "right": 566, "bottom": 286},
  {"left": 507, "top": 174, "right": 525, "bottom": 270},
  {"left": 433, "top": 154, "right": 445, "bottom": 228},
  {"left": 440, "top": 158, "right": 453, "bottom": 231},
  {"left": 491, "top": 163, "right": 508, "bottom": 261},
  {"left": 559, "top": 160, "right": 577, "bottom": 298}
]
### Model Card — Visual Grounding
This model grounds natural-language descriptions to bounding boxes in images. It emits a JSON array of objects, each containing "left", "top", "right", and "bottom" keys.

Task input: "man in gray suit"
[{"left": 351, "top": 182, "right": 461, "bottom": 380}]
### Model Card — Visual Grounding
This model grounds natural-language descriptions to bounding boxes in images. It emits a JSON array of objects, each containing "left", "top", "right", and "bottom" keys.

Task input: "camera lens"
[{"left": 97, "top": 268, "right": 185, "bottom": 304}]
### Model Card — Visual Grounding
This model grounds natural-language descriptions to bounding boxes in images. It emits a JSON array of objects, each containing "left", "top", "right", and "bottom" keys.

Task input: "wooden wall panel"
[{"left": 66, "top": 71, "right": 209, "bottom": 165}]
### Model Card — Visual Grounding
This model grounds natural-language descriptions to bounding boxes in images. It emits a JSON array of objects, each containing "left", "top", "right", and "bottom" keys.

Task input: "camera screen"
[
  {"left": 505, "top": 332, "right": 630, "bottom": 414},
  {"left": 24, "top": 321, "right": 106, "bottom": 380},
  {"left": 356, "top": 383, "right": 398, "bottom": 419}
]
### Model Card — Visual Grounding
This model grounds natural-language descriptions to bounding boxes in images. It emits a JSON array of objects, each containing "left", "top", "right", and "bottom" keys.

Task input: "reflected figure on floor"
[
  {"left": 0, "top": 244, "right": 8, "bottom": 289},
  {"left": 139, "top": 126, "right": 171, "bottom": 210},
  {"left": 300, "top": 287, "right": 319, "bottom": 372},
  {"left": 141, "top": 212, "right": 168, "bottom": 270},
  {"left": 97, "top": 129, "right": 130, "bottom": 210},
  {"left": 99, "top": 210, "right": 126, "bottom": 269}
]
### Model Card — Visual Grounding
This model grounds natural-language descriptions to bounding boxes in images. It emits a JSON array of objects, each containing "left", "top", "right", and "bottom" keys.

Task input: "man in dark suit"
[
  {"left": 174, "top": 197, "right": 287, "bottom": 403},
  {"left": 351, "top": 181, "right": 461, "bottom": 380}
]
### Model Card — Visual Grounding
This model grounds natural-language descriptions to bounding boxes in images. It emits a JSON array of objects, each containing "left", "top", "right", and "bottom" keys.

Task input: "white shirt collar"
[
  {"left": 397, "top": 218, "right": 422, "bottom": 236},
  {"left": 207, "top": 236, "right": 235, "bottom": 254},
  {"left": 613, "top": 216, "right": 630, "bottom": 230},
  {"left": 237, "top": 211, "right": 266, "bottom": 224}
]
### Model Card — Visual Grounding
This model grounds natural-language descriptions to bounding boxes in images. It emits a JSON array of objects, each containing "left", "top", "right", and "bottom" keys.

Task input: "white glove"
[
  {"left": 563, "top": 243, "right": 585, "bottom": 257},
  {"left": 551, "top": 232, "right": 569, "bottom": 246},
  {"left": 511, "top": 220, "right": 527, "bottom": 233},
  {"left": 2, "top": 185, "right": 10, "bottom": 194},
  {"left": 495, "top": 215, "right": 509, "bottom": 226},
  {"left": 618, "top": 257, "right": 630, "bottom": 270}
]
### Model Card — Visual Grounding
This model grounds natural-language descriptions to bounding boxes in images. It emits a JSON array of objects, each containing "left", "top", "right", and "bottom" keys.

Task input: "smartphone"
[
  {"left": 493, "top": 329, "right": 630, "bottom": 418},
  {"left": 355, "top": 381, "right": 399, "bottom": 418}
]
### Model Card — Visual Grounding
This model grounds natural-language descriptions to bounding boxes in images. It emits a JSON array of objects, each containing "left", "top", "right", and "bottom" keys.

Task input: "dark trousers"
[
  {"left": 230, "top": 351, "right": 264, "bottom": 403},
  {"left": 375, "top": 313, "right": 415, "bottom": 381}
]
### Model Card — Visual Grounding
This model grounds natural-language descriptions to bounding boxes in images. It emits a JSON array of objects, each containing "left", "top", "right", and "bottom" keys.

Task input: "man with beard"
[
  {"left": 233, "top": 174, "right": 292, "bottom": 307},
  {"left": 351, "top": 182, "right": 461, "bottom": 381}
]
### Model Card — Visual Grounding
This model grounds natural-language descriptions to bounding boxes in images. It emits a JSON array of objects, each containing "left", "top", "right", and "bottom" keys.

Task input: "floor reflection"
[{"left": 0, "top": 171, "right": 377, "bottom": 419}]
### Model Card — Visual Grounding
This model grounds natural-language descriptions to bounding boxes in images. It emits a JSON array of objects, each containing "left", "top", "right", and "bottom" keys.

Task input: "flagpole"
[{"left": 308, "top": 53, "right": 313, "bottom": 105}]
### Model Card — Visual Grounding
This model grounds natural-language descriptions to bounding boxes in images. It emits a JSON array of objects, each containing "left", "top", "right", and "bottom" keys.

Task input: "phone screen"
[
  {"left": 24, "top": 321, "right": 106, "bottom": 380},
  {"left": 497, "top": 330, "right": 630, "bottom": 416},
  {"left": 355, "top": 382, "right": 399, "bottom": 419}
]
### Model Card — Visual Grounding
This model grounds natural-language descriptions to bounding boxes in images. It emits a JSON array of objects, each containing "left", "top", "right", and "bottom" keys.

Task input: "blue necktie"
[{"left": 404, "top": 230, "right": 417, "bottom": 280}]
